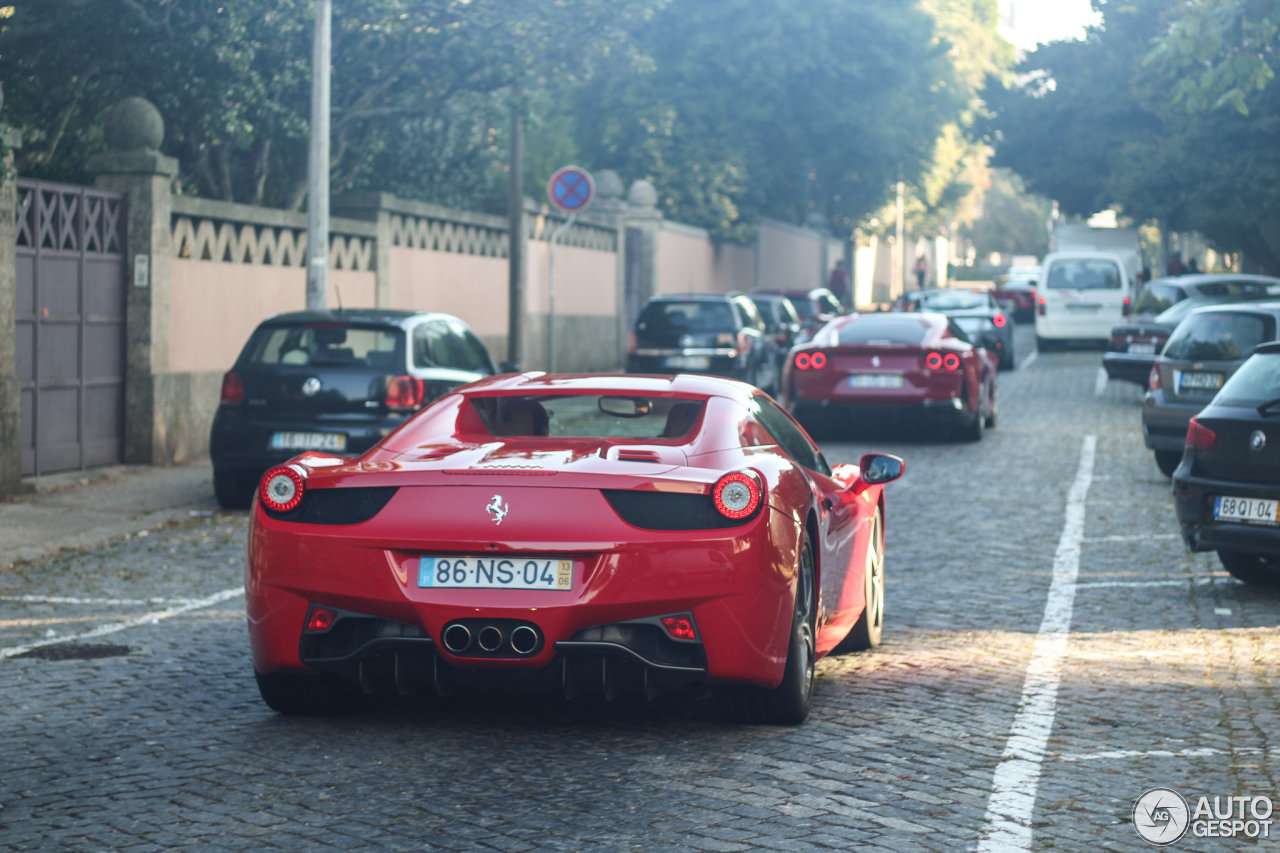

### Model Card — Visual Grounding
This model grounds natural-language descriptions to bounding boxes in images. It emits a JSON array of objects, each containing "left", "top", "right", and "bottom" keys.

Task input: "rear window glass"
[
  {"left": 920, "top": 291, "right": 987, "bottom": 311},
  {"left": 1134, "top": 283, "right": 1184, "bottom": 314},
  {"left": 1163, "top": 312, "right": 1274, "bottom": 361},
  {"left": 1045, "top": 259, "right": 1121, "bottom": 290},
  {"left": 836, "top": 316, "right": 931, "bottom": 346},
  {"left": 638, "top": 301, "right": 736, "bottom": 333},
  {"left": 469, "top": 395, "right": 706, "bottom": 439},
  {"left": 954, "top": 317, "right": 993, "bottom": 336},
  {"left": 246, "top": 324, "right": 402, "bottom": 368},
  {"left": 1217, "top": 353, "right": 1280, "bottom": 404}
]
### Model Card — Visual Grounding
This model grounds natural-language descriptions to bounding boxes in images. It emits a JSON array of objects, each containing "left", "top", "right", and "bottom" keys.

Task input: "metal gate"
[{"left": 15, "top": 179, "right": 127, "bottom": 475}]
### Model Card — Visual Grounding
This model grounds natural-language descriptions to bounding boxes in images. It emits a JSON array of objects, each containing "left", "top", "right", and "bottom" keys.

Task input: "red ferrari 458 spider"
[
  {"left": 247, "top": 372, "right": 904, "bottom": 724},
  {"left": 783, "top": 312, "right": 998, "bottom": 441}
]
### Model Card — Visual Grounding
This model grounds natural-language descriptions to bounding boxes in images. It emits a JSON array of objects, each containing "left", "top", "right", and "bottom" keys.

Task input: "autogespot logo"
[{"left": 1134, "top": 788, "right": 1190, "bottom": 845}]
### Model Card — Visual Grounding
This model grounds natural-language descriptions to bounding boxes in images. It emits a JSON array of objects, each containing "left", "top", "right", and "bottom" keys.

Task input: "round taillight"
[
  {"left": 810, "top": 352, "right": 827, "bottom": 369},
  {"left": 925, "top": 352, "right": 943, "bottom": 370},
  {"left": 260, "top": 465, "right": 304, "bottom": 512},
  {"left": 993, "top": 313, "right": 1007, "bottom": 328},
  {"left": 712, "top": 471, "right": 762, "bottom": 520},
  {"left": 795, "top": 352, "right": 812, "bottom": 370},
  {"left": 944, "top": 353, "right": 961, "bottom": 371},
  {"left": 220, "top": 371, "right": 245, "bottom": 406}
]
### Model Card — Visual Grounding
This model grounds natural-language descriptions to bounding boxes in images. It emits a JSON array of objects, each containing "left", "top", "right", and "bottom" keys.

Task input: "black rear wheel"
[
  {"left": 1218, "top": 551, "right": 1280, "bottom": 586},
  {"left": 213, "top": 470, "right": 254, "bottom": 510},
  {"left": 1153, "top": 450, "right": 1181, "bottom": 477}
]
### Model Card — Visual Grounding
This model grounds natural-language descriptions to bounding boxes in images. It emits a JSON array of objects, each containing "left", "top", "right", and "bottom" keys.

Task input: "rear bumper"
[
  {"left": 1173, "top": 471, "right": 1280, "bottom": 556},
  {"left": 210, "top": 407, "right": 404, "bottom": 480},
  {"left": 626, "top": 353, "right": 749, "bottom": 382},
  {"left": 1102, "top": 352, "right": 1155, "bottom": 386},
  {"left": 792, "top": 394, "right": 974, "bottom": 429}
]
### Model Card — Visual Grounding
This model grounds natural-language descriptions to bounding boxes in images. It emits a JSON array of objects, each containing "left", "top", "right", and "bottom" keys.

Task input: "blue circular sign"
[{"left": 548, "top": 166, "right": 595, "bottom": 213}]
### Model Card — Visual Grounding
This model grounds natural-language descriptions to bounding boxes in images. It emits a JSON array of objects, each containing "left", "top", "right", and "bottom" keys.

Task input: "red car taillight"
[
  {"left": 220, "top": 371, "right": 245, "bottom": 406},
  {"left": 1038, "top": 296, "right": 1047, "bottom": 316},
  {"left": 660, "top": 614, "right": 698, "bottom": 641},
  {"left": 794, "top": 351, "right": 827, "bottom": 370},
  {"left": 1148, "top": 358, "right": 1162, "bottom": 391},
  {"left": 993, "top": 313, "right": 1007, "bottom": 328},
  {"left": 924, "top": 352, "right": 961, "bottom": 371},
  {"left": 259, "top": 465, "right": 305, "bottom": 512},
  {"left": 712, "top": 470, "right": 763, "bottom": 520},
  {"left": 1186, "top": 417, "right": 1216, "bottom": 451},
  {"left": 385, "top": 375, "right": 425, "bottom": 411},
  {"left": 1122, "top": 296, "right": 1132, "bottom": 317}
]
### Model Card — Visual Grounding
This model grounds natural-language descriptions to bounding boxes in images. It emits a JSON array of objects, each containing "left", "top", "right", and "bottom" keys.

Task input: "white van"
[{"left": 1034, "top": 250, "right": 1138, "bottom": 349}]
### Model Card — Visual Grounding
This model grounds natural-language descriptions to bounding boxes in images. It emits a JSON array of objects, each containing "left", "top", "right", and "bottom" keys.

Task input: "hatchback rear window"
[
  {"left": 1163, "top": 313, "right": 1274, "bottom": 361},
  {"left": 638, "top": 301, "right": 736, "bottom": 333},
  {"left": 1216, "top": 353, "right": 1280, "bottom": 405},
  {"left": 247, "top": 324, "right": 402, "bottom": 368},
  {"left": 920, "top": 291, "right": 987, "bottom": 311},
  {"left": 836, "top": 317, "right": 931, "bottom": 346},
  {"left": 469, "top": 395, "right": 706, "bottom": 439},
  {"left": 1045, "top": 259, "right": 1121, "bottom": 290},
  {"left": 1134, "top": 283, "right": 1184, "bottom": 314}
]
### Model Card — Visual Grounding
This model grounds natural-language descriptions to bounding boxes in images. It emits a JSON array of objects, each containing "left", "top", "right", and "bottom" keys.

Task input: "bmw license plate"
[
  {"left": 1127, "top": 343, "right": 1156, "bottom": 355},
  {"left": 418, "top": 556, "right": 574, "bottom": 591},
  {"left": 1213, "top": 496, "right": 1280, "bottom": 525},
  {"left": 848, "top": 374, "right": 903, "bottom": 388},
  {"left": 269, "top": 431, "right": 347, "bottom": 451},
  {"left": 1178, "top": 371, "right": 1224, "bottom": 392},
  {"left": 665, "top": 355, "right": 710, "bottom": 370}
]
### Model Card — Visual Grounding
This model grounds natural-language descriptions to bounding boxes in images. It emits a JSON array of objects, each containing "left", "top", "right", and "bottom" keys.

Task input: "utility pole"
[
  {"left": 305, "top": 0, "right": 331, "bottom": 311},
  {"left": 507, "top": 85, "right": 525, "bottom": 369}
]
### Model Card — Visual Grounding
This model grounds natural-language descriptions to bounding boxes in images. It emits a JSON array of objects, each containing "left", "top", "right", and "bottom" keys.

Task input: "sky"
[{"left": 1003, "top": 0, "right": 1102, "bottom": 51}]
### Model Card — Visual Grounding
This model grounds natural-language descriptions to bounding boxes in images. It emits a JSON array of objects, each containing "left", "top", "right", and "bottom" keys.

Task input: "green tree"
[{"left": 959, "top": 168, "right": 1051, "bottom": 259}]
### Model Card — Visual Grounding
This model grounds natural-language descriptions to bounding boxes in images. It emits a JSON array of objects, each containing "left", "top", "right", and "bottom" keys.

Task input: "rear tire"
[
  {"left": 1218, "top": 551, "right": 1280, "bottom": 586},
  {"left": 213, "top": 470, "right": 254, "bottom": 510},
  {"left": 1000, "top": 345, "right": 1015, "bottom": 371},
  {"left": 255, "top": 671, "right": 367, "bottom": 716},
  {"left": 1153, "top": 450, "right": 1181, "bottom": 477},
  {"left": 715, "top": 531, "right": 816, "bottom": 725}
]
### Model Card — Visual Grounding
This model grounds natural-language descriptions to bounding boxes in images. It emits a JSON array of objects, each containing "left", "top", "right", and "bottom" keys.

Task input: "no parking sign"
[{"left": 547, "top": 166, "right": 594, "bottom": 213}]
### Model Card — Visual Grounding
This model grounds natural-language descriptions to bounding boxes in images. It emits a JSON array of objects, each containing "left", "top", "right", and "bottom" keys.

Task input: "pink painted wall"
[
  {"left": 656, "top": 228, "right": 716, "bottom": 295},
  {"left": 711, "top": 242, "right": 755, "bottom": 292},
  {"left": 756, "top": 221, "right": 822, "bottom": 291},
  {"left": 168, "top": 259, "right": 374, "bottom": 372},
  {"left": 387, "top": 246, "right": 509, "bottom": 338},
  {"left": 525, "top": 242, "right": 618, "bottom": 315}
]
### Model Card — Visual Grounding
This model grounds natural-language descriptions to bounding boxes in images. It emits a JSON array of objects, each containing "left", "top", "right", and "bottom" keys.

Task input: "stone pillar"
[
  {"left": 87, "top": 97, "right": 177, "bottom": 465},
  {"left": 0, "top": 124, "right": 22, "bottom": 496}
]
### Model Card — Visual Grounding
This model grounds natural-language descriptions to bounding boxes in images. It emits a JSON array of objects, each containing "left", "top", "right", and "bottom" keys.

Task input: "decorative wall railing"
[{"left": 17, "top": 180, "right": 125, "bottom": 256}]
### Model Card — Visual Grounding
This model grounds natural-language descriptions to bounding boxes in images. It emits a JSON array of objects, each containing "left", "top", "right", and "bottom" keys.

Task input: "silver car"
[{"left": 1143, "top": 301, "right": 1280, "bottom": 476}]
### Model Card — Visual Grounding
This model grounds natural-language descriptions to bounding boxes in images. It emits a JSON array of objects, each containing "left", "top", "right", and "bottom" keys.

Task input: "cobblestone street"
[{"left": 2, "top": 328, "right": 1277, "bottom": 851}]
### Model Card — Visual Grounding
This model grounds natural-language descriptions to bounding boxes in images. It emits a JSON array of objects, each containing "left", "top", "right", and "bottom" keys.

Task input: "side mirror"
[{"left": 859, "top": 453, "right": 905, "bottom": 485}]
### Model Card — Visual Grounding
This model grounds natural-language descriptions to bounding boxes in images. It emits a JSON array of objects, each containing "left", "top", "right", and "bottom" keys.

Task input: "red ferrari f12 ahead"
[{"left": 247, "top": 372, "right": 904, "bottom": 724}]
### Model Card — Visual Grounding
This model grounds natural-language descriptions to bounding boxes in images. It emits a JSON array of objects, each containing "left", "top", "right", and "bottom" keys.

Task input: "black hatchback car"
[
  {"left": 210, "top": 309, "right": 504, "bottom": 508},
  {"left": 1173, "top": 341, "right": 1280, "bottom": 585},
  {"left": 625, "top": 293, "right": 780, "bottom": 394}
]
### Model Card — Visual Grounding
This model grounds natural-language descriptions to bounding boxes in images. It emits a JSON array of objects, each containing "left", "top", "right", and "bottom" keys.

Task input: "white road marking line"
[
  {"left": 0, "top": 587, "right": 242, "bottom": 660},
  {"left": 1083, "top": 533, "right": 1179, "bottom": 542},
  {"left": 1073, "top": 578, "right": 1217, "bottom": 589},
  {"left": 0, "top": 594, "right": 204, "bottom": 606},
  {"left": 1021, "top": 350, "right": 1038, "bottom": 370},
  {"left": 1094, "top": 367, "right": 1108, "bottom": 396},
  {"left": 1056, "top": 747, "right": 1277, "bottom": 762},
  {"left": 1215, "top": 607, "right": 1233, "bottom": 616},
  {"left": 978, "top": 434, "right": 1095, "bottom": 853}
]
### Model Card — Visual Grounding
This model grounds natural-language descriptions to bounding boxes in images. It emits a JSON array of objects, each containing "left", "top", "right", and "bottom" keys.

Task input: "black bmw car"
[
  {"left": 1172, "top": 341, "right": 1280, "bottom": 585},
  {"left": 210, "top": 309, "right": 506, "bottom": 508}
]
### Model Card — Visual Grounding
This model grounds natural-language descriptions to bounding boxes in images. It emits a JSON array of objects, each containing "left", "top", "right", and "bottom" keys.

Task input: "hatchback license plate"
[
  {"left": 1179, "top": 371, "right": 1224, "bottom": 392},
  {"left": 848, "top": 374, "right": 903, "bottom": 389},
  {"left": 1214, "top": 496, "right": 1280, "bottom": 525},
  {"left": 1127, "top": 343, "right": 1155, "bottom": 355},
  {"left": 269, "top": 431, "right": 347, "bottom": 451},
  {"left": 418, "top": 556, "right": 574, "bottom": 590},
  {"left": 665, "top": 355, "right": 710, "bottom": 370}
]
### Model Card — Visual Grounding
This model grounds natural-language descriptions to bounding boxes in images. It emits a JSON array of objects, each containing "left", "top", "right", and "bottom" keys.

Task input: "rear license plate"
[
  {"left": 1213, "top": 496, "right": 1280, "bottom": 525},
  {"left": 665, "top": 355, "right": 710, "bottom": 370},
  {"left": 418, "top": 556, "right": 574, "bottom": 591},
  {"left": 1178, "top": 371, "right": 1224, "bottom": 392},
  {"left": 1127, "top": 343, "right": 1156, "bottom": 355},
  {"left": 269, "top": 431, "right": 347, "bottom": 451},
  {"left": 848, "top": 374, "right": 904, "bottom": 389}
]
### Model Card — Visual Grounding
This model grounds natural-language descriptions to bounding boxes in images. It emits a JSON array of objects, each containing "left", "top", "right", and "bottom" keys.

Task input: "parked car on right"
[
  {"left": 1104, "top": 274, "right": 1280, "bottom": 386},
  {"left": 1172, "top": 341, "right": 1280, "bottom": 585},
  {"left": 1143, "top": 301, "right": 1280, "bottom": 476}
]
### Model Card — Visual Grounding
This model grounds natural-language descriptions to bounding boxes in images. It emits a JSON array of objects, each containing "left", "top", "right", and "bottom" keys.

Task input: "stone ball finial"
[
  {"left": 627, "top": 179, "right": 657, "bottom": 209},
  {"left": 595, "top": 170, "right": 623, "bottom": 201},
  {"left": 103, "top": 96, "right": 164, "bottom": 152}
]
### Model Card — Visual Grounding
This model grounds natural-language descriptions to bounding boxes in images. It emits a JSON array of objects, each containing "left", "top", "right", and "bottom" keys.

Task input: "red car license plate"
[{"left": 418, "top": 556, "right": 574, "bottom": 590}]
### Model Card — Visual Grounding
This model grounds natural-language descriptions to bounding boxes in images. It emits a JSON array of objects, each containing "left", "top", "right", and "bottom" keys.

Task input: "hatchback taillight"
[
  {"left": 220, "top": 371, "right": 245, "bottom": 406},
  {"left": 1148, "top": 359, "right": 1162, "bottom": 392},
  {"left": 1185, "top": 417, "right": 1216, "bottom": 451},
  {"left": 385, "top": 375, "right": 425, "bottom": 411},
  {"left": 1122, "top": 296, "right": 1132, "bottom": 317},
  {"left": 1038, "top": 296, "right": 1047, "bottom": 316}
]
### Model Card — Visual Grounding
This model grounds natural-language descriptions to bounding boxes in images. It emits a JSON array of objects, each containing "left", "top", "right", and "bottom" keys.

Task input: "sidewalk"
[{"left": 0, "top": 462, "right": 220, "bottom": 570}]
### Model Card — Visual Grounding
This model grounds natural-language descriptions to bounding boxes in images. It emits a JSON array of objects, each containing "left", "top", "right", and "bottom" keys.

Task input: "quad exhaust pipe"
[{"left": 440, "top": 619, "right": 542, "bottom": 657}]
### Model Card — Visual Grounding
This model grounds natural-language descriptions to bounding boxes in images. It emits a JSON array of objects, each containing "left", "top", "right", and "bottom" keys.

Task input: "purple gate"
[{"left": 15, "top": 180, "right": 127, "bottom": 475}]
